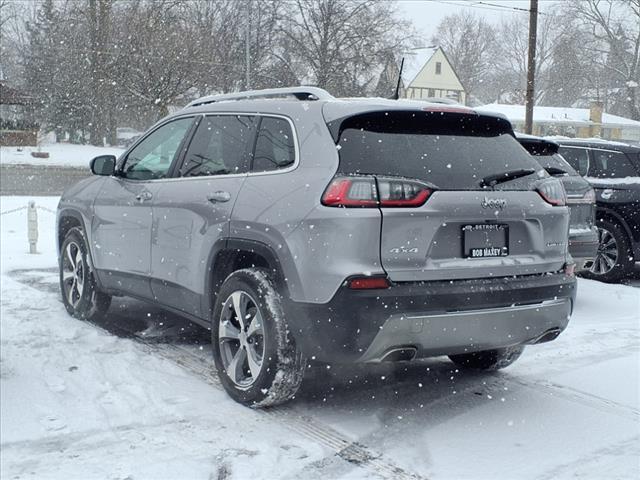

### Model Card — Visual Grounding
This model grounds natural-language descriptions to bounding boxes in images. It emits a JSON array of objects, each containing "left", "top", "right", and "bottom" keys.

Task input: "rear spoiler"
[
  {"left": 326, "top": 109, "right": 513, "bottom": 144},
  {"left": 516, "top": 134, "right": 559, "bottom": 156}
]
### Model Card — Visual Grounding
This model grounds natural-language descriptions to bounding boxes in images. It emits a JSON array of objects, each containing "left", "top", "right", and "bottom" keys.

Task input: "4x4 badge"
[
  {"left": 481, "top": 197, "right": 507, "bottom": 209},
  {"left": 389, "top": 247, "right": 419, "bottom": 254}
]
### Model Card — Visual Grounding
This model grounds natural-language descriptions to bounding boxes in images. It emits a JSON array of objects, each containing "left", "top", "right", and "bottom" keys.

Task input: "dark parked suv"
[
  {"left": 516, "top": 134, "right": 598, "bottom": 271},
  {"left": 555, "top": 138, "right": 640, "bottom": 281},
  {"left": 57, "top": 87, "right": 577, "bottom": 406}
]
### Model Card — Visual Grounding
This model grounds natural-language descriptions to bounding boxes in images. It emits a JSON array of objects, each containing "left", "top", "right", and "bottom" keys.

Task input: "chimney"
[{"left": 589, "top": 101, "right": 603, "bottom": 137}]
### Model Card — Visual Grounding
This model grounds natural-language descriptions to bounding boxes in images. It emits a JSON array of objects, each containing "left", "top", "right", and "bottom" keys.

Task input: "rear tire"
[
  {"left": 582, "top": 219, "right": 633, "bottom": 283},
  {"left": 449, "top": 346, "right": 524, "bottom": 371},
  {"left": 59, "top": 227, "right": 111, "bottom": 320},
  {"left": 211, "top": 268, "right": 305, "bottom": 407}
]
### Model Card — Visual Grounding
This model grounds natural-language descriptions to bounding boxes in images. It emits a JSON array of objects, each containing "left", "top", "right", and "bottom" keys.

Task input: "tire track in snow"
[
  {"left": 7, "top": 268, "right": 424, "bottom": 480},
  {"left": 11, "top": 267, "right": 640, "bottom": 478}
]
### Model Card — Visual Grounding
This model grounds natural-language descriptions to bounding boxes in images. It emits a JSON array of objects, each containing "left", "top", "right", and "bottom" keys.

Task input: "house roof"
[
  {"left": 401, "top": 47, "right": 438, "bottom": 86},
  {"left": 476, "top": 103, "right": 640, "bottom": 128},
  {"left": 0, "top": 82, "right": 32, "bottom": 105}
]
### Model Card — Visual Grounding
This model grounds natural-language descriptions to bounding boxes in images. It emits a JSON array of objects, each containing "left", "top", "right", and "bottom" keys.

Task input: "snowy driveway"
[{"left": 1, "top": 196, "right": 639, "bottom": 480}]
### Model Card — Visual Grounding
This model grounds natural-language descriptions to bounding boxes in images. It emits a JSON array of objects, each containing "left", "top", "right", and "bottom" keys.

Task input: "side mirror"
[{"left": 90, "top": 155, "right": 116, "bottom": 176}]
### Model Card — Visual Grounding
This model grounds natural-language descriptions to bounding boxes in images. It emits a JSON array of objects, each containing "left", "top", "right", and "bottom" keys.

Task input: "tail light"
[
  {"left": 322, "top": 175, "right": 433, "bottom": 208},
  {"left": 536, "top": 178, "right": 567, "bottom": 206},
  {"left": 567, "top": 188, "right": 596, "bottom": 205}
]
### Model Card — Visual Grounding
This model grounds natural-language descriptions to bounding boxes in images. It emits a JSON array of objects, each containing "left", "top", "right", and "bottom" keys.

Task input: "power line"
[{"left": 431, "top": 0, "right": 550, "bottom": 16}]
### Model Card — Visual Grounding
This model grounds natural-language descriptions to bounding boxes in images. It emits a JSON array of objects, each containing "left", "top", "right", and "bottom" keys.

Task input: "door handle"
[
  {"left": 136, "top": 191, "right": 153, "bottom": 202},
  {"left": 207, "top": 191, "right": 231, "bottom": 203}
]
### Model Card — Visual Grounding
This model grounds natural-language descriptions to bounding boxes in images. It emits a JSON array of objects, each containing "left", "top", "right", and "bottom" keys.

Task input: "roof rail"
[{"left": 185, "top": 86, "right": 334, "bottom": 108}]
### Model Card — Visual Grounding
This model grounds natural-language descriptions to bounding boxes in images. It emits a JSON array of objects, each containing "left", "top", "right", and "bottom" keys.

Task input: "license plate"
[{"left": 462, "top": 224, "right": 509, "bottom": 258}]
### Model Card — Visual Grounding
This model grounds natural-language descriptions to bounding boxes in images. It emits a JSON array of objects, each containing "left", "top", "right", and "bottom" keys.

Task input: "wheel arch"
[
  {"left": 203, "top": 238, "right": 301, "bottom": 322},
  {"left": 57, "top": 208, "right": 103, "bottom": 287}
]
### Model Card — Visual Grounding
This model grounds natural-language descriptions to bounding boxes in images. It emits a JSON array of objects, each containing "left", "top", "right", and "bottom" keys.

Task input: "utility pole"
[
  {"left": 245, "top": 0, "right": 251, "bottom": 90},
  {"left": 524, "top": 0, "right": 538, "bottom": 134}
]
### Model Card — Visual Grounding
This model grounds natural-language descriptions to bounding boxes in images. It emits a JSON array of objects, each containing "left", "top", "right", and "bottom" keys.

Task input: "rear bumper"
[
  {"left": 287, "top": 272, "right": 576, "bottom": 363},
  {"left": 569, "top": 227, "right": 598, "bottom": 270}
]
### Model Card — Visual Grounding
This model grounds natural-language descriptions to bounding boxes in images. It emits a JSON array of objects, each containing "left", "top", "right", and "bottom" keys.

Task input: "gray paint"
[{"left": 58, "top": 92, "right": 573, "bottom": 311}]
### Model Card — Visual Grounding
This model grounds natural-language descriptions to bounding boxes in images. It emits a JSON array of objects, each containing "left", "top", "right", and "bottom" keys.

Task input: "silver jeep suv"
[{"left": 57, "top": 87, "right": 577, "bottom": 406}]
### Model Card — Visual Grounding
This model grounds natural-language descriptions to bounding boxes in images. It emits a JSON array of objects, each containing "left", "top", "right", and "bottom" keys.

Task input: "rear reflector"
[
  {"left": 347, "top": 276, "right": 391, "bottom": 289},
  {"left": 322, "top": 175, "right": 433, "bottom": 208},
  {"left": 564, "top": 263, "right": 576, "bottom": 277}
]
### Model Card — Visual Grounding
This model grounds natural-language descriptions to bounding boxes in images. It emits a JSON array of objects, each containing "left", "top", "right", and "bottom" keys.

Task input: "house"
[
  {"left": 401, "top": 46, "right": 466, "bottom": 104},
  {"left": 0, "top": 81, "right": 37, "bottom": 146},
  {"left": 476, "top": 102, "right": 640, "bottom": 143}
]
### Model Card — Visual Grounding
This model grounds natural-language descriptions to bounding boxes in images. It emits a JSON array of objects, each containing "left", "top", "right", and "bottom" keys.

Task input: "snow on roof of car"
[{"left": 476, "top": 103, "right": 640, "bottom": 127}]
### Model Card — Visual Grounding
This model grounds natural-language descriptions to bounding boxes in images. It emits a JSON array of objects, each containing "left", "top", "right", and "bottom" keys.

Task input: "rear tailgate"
[{"left": 331, "top": 109, "right": 570, "bottom": 282}]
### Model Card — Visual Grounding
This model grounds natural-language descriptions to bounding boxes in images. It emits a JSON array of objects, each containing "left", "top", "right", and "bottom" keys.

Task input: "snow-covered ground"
[
  {"left": 0, "top": 144, "right": 124, "bottom": 168},
  {"left": 1, "top": 196, "right": 639, "bottom": 480}
]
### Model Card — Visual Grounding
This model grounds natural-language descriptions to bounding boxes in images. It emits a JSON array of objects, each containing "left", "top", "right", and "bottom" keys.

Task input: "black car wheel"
[
  {"left": 583, "top": 219, "right": 633, "bottom": 282},
  {"left": 211, "top": 268, "right": 306, "bottom": 407},
  {"left": 59, "top": 227, "right": 111, "bottom": 319},
  {"left": 449, "top": 346, "right": 524, "bottom": 371}
]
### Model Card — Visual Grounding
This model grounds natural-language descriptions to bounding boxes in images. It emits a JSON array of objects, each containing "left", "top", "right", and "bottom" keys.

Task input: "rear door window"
[
  {"left": 334, "top": 111, "right": 540, "bottom": 190},
  {"left": 179, "top": 115, "right": 255, "bottom": 177},
  {"left": 558, "top": 147, "right": 589, "bottom": 176},
  {"left": 589, "top": 149, "right": 638, "bottom": 179},
  {"left": 252, "top": 117, "right": 296, "bottom": 172}
]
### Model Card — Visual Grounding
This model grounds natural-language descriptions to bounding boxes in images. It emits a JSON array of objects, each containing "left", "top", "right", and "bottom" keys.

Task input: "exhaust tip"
[
  {"left": 532, "top": 327, "right": 562, "bottom": 344},
  {"left": 381, "top": 347, "right": 417, "bottom": 362}
]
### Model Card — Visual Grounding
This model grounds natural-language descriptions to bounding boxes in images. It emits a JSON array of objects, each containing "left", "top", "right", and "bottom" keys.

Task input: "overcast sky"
[{"left": 396, "top": 0, "right": 559, "bottom": 43}]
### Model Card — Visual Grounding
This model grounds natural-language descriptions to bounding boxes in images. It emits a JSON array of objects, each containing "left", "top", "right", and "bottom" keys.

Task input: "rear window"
[
  {"left": 538, "top": 154, "right": 580, "bottom": 176},
  {"left": 333, "top": 111, "right": 541, "bottom": 190}
]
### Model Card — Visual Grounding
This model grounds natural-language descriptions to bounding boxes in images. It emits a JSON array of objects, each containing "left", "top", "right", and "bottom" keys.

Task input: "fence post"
[{"left": 27, "top": 201, "right": 38, "bottom": 254}]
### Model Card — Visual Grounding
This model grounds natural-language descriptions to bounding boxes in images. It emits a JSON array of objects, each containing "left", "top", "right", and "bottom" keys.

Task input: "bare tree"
[
  {"left": 565, "top": 0, "right": 640, "bottom": 120},
  {"left": 492, "top": 12, "right": 562, "bottom": 105},
  {"left": 431, "top": 11, "right": 496, "bottom": 103},
  {"left": 281, "top": 0, "right": 415, "bottom": 96}
]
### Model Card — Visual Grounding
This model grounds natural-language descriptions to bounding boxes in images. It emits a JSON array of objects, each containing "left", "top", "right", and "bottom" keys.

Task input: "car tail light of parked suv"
[
  {"left": 536, "top": 178, "right": 567, "bottom": 206},
  {"left": 566, "top": 188, "right": 596, "bottom": 205},
  {"left": 321, "top": 175, "right": 433, "bottom": 208}
]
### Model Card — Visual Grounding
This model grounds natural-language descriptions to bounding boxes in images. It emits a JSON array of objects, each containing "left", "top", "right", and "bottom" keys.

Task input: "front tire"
[
  {"left": 449, "top": 346, "right": 524, "bottom": 371},
  {"left": 211, "top": 268, "right": 305, "bottom": 407},
  {"left": 59, "top": 227, "right": 111, "bottom": 320}
]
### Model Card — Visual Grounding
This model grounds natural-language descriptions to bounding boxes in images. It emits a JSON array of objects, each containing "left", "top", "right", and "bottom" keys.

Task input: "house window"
[
  {"left": 435, "top": 62, "right": 442, "bottom": 75},
  {"left": 428, "top": 89, "right": 435, "bottom": 97}
]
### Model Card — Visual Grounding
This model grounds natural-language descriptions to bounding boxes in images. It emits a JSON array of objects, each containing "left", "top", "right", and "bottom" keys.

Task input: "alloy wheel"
[
  {"left": 590, "top": 227, "right": 618, "bottom": 276},
  {"left": 218, "top": 290, "right": 266, "bottom": 389},
  {"left": 61, "top": 241, "right": 85, "bottom": 308}
]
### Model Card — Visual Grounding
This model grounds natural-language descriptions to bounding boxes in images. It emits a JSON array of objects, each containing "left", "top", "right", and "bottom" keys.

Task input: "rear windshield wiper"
[
  {"left": 480, "top": 168, "right": 536, "bottom": 188},
  {"left": 544, "top": 166, "right": 568, "bottom": 176}
]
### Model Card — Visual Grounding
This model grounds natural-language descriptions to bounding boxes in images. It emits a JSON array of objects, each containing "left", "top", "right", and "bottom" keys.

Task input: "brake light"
[
  {"left": 422, "top": 105, "right": 475, "bottom": 114},
  {"left": 347, "top": 276, "right": 390, "bottom": 289},
  {"left": 321, "top": 177, "right": 378, "bottom": 207},
  {"left": 536, "top": 178, "right": 567, "bottom": 206},
  {"left": 322, "top": 175, "right": 433, "bottom": 208}
]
